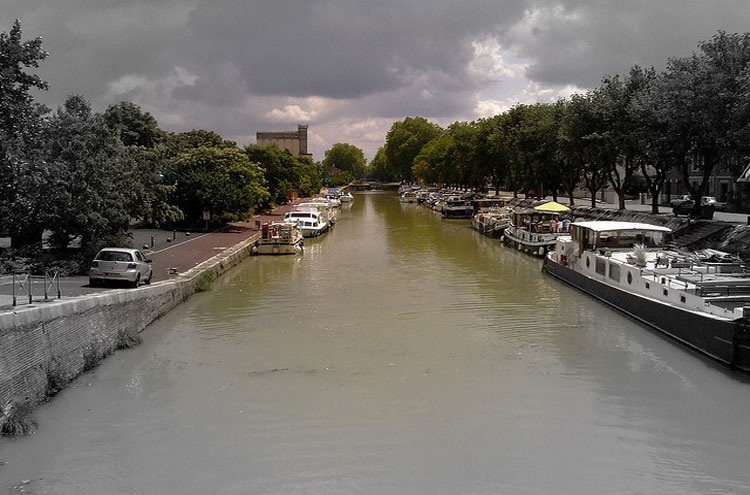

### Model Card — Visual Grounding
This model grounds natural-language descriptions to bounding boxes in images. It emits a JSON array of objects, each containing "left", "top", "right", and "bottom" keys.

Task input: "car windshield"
[{"left": 97, "top": 251, "right": 133, "bottom": 262}]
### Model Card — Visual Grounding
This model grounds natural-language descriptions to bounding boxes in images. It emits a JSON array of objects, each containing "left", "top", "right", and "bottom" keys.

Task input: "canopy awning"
[{"left": 533, "top": 201, "right": 571, "bottom": 212}]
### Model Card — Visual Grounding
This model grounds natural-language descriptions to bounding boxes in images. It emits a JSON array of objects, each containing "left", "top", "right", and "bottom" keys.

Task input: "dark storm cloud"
[
  {"left": 183, "top": 0, "right": 527, "bottom": 100},
  {"left": 509, "top": 0, "right": 750, "bottom": 87},
  {"left": 3, "top": 0, "right": 750, "bottom": 158}
]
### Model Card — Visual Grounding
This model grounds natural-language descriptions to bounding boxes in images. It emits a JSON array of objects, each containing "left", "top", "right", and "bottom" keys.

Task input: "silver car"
[{"left": 89, "top": 248, "right": 153, "bottom": 287}]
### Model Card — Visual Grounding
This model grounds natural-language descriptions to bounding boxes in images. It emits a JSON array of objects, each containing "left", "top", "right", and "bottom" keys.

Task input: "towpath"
[{"left": 0, "top": 201, "right": 306, "bottom": 309}]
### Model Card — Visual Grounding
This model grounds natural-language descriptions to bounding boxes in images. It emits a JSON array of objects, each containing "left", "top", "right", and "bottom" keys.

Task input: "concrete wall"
[{"left": 0, "top": 233, "right": 259, "bottom": 424}]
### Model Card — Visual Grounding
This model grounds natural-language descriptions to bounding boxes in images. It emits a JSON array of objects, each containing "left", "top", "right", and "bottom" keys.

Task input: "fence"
[{"left": 11, "top": 272, "right": 61, "bottom": 306}]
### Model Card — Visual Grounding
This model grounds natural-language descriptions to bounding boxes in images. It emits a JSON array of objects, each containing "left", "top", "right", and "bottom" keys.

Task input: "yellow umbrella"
[{"left": 533, "top": 201, "right": 570, "bottom": 212}]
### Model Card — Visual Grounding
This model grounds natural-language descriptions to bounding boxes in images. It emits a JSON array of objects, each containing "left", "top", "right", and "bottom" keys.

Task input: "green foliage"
[
  {"left": 365, "top": 146, "right": 393, "bottom": 181},
  {"left": 165, "top": 129, "right": 237, "bottom": 155},
  {"left": 384, "top": 117, "right": 442, "bottom": 181},
  {"left": 194, "top": 269, "right": 216, "bottom": 292},
  {"left": 327, "top": 171, "right": 355, "bottom": 187},
  {"left": 245, "top": 144, "right": 320, "bottom": 205},
  {"left": 171, "top": 147, "right": 269, "bottom": 224},
  {"left": 322, "top": 142, "right": 366, "bottom": 177}
]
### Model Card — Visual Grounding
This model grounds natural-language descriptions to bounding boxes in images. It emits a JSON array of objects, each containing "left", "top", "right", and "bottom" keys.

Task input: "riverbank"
[{"left": 0, "top": 202, "right": 304, "bottom": 434}]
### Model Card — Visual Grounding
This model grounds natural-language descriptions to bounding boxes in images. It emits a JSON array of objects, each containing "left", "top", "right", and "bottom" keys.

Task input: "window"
[
  {"left": 595, "top": 258, "right": 606, "bottom": 275},
  {"left": 586, "top": 256, "right": 591, "bottom": 268},
  {"left": 680, "top": 295, "right": 686, "bottom": 303},
  {"left": 645, "top": 282, "right": 650, "bottom": 289},
  {"left": 663, "top": 289, "right": 668, "bottom": 296},
  {"left": 627, "top": 272, "right": 633, "bottom": 284},
  {"left": 609, "top": 263, "right": 620, "bottom": 282}
]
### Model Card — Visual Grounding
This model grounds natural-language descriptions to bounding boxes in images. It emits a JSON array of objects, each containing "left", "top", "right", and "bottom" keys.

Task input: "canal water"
[{"left": 2, "top": 193, "right": 750, "bottom": 495}]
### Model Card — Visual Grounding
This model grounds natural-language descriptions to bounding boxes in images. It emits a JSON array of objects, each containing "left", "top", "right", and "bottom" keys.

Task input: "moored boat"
[
  {"left": 283, "top": 209, "right": 329, "bottom": 237},
  {"left": 252, "top": 221, "right": 304, "bottom": 255},
  {"left": 542, "top": 220, "right": 750, "bottom": 371},
  {"left": 502, "top": 201, "right": 570, "bottom": 256},
  {"left": 339, "top": 192, "right": 354, "bottom": 202},
  {"left": 441, "top": 196, "right": 473, "bottom": 218},
  {"left": 472, "top": 206, "right": 511, "bottom": 237}
]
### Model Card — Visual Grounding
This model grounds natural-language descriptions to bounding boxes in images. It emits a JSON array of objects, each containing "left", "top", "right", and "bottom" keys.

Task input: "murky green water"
[{"left": 2, "top": 193, "right": 750, "bottom": 495}]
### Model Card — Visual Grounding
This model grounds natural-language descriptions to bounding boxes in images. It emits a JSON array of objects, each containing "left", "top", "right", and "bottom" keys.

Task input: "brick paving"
[{"left": 149, "top": 202, "right": 305, "bottom": 282}]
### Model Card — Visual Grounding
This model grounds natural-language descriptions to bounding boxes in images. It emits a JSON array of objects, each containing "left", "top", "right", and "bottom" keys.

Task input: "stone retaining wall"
[{"left": 0, "top": 232, "right": 259, "bottom": 426}]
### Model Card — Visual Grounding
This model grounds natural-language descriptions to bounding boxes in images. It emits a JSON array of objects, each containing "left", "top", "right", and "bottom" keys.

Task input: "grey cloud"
[
  {"left": 508, "top": 0, "right": 750, "bottom": 87},
  {"left": 4, "top": 0, "right": 750, "bottom": 157}
]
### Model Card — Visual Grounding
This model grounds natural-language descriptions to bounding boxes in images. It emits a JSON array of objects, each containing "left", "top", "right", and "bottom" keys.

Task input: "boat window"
[
  {"left": 645, "top": 282, "right": 650, "bottom": 289},
  {"left": 663, "top": 289, "right": 668, "bottom": 296},
  {"left": 627, "top": 272, "right": 633, "bottom": 284},
  {"left": 680, "top": 295, "right": 686, "bottom": 303},
  {"left": 586, "top": 256, "right": 591, "bottom": 268},
  {"left": 608, "top": 263, "right": 620, "bottom": 282},
  {"left": 595, "top": 258, "right": 606, "bottom": 275},
  {"left": 596, "top": 230, "right": 667, "bottom": 248}
]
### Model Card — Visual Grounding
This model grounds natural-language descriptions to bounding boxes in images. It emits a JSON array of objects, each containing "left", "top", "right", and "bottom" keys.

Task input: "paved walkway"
[{"left": 0, "top": 201, "right": 306, "bottom": 310}]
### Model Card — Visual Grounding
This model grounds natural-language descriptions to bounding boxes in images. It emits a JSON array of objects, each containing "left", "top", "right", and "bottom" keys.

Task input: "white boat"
[
  {"left": 283, "top": 209, "right": 329, "bottom": 237},
  {"left": 400, "top": 191, "right": 418, "bottom": 203},
  {"left": 543, "top": 221, "right": 750, "bottom": 371},
  {"left": 252, "top": 221, "right": 304, "bottom": 255},
  {"left": 297, "top": 201, "right": 338, "bottom": 225},
  {"left": 339, "top": 192, "right": 354, "bottom": 202},
  {"left": 472, "top": 207, "right": 510, "bottom": 237}
]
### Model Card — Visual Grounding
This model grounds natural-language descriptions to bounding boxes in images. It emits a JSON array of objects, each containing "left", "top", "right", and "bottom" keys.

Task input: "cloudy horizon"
[{"left": 3, "top": 0, "right": 750, "bottom": 160}]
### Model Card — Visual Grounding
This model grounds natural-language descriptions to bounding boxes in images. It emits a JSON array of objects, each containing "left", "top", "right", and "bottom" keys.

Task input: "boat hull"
[
  {"left": 542, "top": 256, "right": 750, "bottom": 371},
  {"left": 502, "top": 230, "right": 556, "bottom": 256}
]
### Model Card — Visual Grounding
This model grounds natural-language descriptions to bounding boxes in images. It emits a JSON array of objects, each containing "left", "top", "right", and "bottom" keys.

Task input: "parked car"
[
  {"left": 672, "top": 201, "right": 715, "bottom": 219},
  {"left": 669, "top": 195, "right": 691, "bottom": 207},
  {"left": 700, "top": 196, "right": 727, "bottom": 211},
  {"left": 89, "top": 248, "right": 153, "bottom": 287}
]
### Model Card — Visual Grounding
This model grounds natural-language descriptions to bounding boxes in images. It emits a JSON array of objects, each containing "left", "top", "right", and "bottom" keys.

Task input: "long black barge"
[{"left": 542, "top": 256, "right": 750, "bottom": 372}]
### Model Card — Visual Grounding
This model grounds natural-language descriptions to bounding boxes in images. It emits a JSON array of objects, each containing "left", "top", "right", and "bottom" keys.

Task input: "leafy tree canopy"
[{"left": 322, "top": 142, "right": 366, "bottom": 176}]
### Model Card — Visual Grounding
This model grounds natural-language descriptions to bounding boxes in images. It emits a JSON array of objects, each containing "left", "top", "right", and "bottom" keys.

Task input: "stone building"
[{"left": 256, "top": 124, "right": 312, "bottom": 160}]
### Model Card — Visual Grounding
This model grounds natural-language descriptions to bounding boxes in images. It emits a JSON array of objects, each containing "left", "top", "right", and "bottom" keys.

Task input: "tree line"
[
  {"left": 369, "top": 31, "right": 750, "bottom": 214},
  {"left": 0, "top": 20, "right": 330, "bottom": 257}
]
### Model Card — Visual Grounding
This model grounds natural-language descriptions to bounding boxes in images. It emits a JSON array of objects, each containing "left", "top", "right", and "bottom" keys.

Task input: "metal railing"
[{"left": 12, "top": 272, "right": 61, "bottom": 306}]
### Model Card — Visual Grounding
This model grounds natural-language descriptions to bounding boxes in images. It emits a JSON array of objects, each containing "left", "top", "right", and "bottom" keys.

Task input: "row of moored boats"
[
  {"left": 251, "top": 188, "right": 353, "bottom": 255},
  {"left": 399, "top": 187, "right": 750, "bottom": 372}
]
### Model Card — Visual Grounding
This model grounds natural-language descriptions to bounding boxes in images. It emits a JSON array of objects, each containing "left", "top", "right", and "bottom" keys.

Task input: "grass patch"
[
  {"left": 82, "top": 338, "right": 112, "bottom": 372},
  {"left": 0, "top": 401, "right": 37, "bottom": 437},
  {"left": 194, "top": 270, "right": 216, "bottom": 292},
  {"left": 115, "top": 330, "right": 142, "bottom": 350},
  {"left": 45, "top": 365, "right": 69, "bottom": 398}
]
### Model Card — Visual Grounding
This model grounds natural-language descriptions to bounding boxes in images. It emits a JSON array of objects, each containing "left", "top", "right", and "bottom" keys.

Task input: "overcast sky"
[{"left": 3, "top": 0, "right": 750, "bottom": 160}]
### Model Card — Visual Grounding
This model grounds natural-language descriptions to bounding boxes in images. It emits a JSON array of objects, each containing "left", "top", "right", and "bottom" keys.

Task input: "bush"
[
  {"left": 194, "top": 270, "right": 216, "bottom": 292},
  {"left": 0, "top": 401, "right": 37, "bottom": 437}
]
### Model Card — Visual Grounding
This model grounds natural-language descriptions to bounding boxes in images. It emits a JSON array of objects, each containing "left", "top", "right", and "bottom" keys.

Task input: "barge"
[{"left": 542, "top": 220, "right": 750, "bottom": 371}]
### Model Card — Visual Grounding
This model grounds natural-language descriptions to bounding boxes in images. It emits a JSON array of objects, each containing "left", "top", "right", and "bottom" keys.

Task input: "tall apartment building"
[{"left": 256, "top": 124, "right": 312, "bottom": 160}]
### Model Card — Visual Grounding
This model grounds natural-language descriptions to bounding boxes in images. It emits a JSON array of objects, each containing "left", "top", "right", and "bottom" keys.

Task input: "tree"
[
  {"left": 165, "top": 129, "right": 237, "bottom": 156},
  {"left": 245, "top": 144, "right": 320, "bottom": 205},
  {"left": 44, "top": 95, "right": 135, "bottom": 250},
  {"left": 102, "top": 101, "right": 165, "bottom": 148},
  {"left": 0, "top": 20, "right": 51, "bottom": 244},
  {"left": 560, "top": 93, "right": 611, "bottom": 207},
  {"left": 366, "top": 146, "right": 393, "bottom": 181},
  {"left": 412, "top": 134, "right": 455, "bottom": 185},
  {"left": 384, "top": 117, "right": 442, "bottom": 181},
  {"left": 172, "top": 147, "right": 269, "bottom": 224},
  {"left": 322, "top": 143, "right": 366, "bottom": 178}
]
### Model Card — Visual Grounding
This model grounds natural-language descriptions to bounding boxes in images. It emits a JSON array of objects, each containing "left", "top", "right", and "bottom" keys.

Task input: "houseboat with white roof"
[{"left": 542, "top": 220, "right": 750, "bottom": 371}]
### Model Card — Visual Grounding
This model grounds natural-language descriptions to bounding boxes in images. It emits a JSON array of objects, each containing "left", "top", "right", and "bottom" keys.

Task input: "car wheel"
[
  {"left": 131, "top": 274, "right": 141, "bottom": 288},
  {"left": 145, "top": 270, "right": 152, "bottom": 285}
]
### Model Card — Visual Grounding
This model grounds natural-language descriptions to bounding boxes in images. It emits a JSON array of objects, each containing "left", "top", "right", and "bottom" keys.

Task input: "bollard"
[
  {"left": 173, "top": 230, "right": 176, "bottom": 241},
  {"left": 151, "top": 235, "right": 155, "bottom": 248}
]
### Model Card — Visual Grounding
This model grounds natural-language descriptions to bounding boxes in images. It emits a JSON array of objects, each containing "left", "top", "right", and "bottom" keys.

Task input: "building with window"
[{"left": 256, "top": 124, "right": 312, "bottom": 160}]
